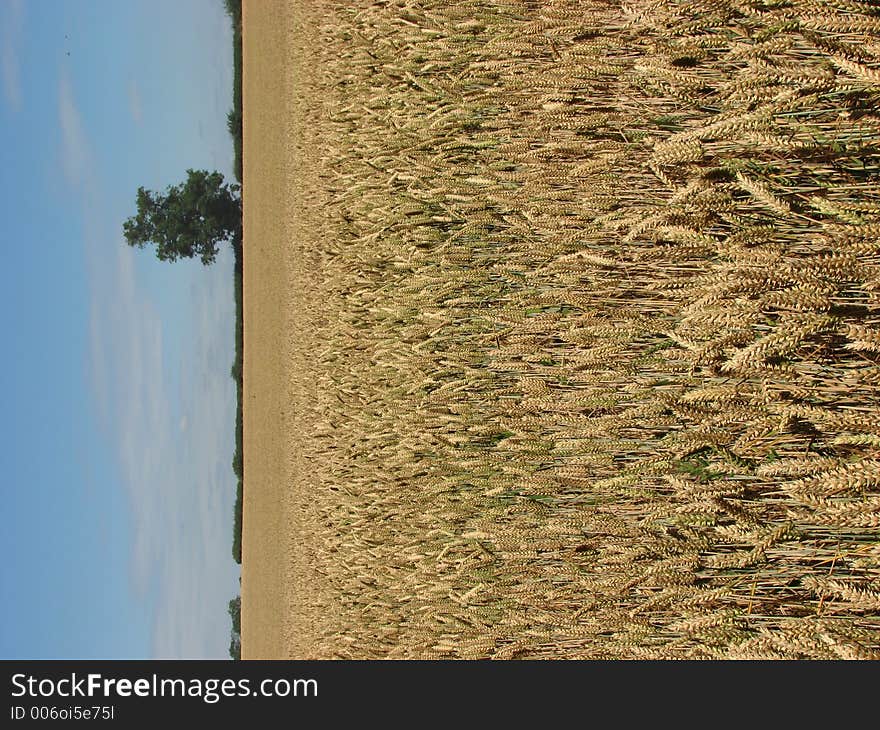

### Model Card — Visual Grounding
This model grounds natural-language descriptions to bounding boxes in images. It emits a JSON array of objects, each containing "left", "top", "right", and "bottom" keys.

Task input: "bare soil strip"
[
  {"left": 240, "top": 0, "right": 290, "bottom": 660},
  {"left": 242, "top": 0, "right": 328, "bottom": 660}
]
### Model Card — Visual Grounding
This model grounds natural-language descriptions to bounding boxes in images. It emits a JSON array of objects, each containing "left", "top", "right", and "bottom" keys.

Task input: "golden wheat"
[{"left": 253, "top": 0, "right": 880, "bottom": 659}]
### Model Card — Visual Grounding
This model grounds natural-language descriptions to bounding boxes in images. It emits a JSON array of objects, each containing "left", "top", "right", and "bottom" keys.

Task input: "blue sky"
[{"left": 0, "top": 0, "right": 241, "bottom": 658}]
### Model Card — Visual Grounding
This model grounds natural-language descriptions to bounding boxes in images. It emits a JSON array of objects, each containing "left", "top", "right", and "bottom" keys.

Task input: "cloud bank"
[{"left": 60, "top": 67, "right": 239, "bottom": 658}]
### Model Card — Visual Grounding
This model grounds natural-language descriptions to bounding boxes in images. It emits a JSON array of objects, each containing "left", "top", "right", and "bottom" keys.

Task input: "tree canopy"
[{"left": 123, "top": 169, "right": 241, "bottom": 265}]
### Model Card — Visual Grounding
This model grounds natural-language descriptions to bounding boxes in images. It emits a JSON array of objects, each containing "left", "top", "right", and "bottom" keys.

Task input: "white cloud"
[
  {"left": 88, "top": 226, "right": 238, "bottom": 659},
  {"left": 87, "top": 224, "right": 170, "bottom": 597},
  {"left": 147, "top": 255, "right": 238, "bottom": 658},
  {"left": 127, "top": 80, "right": 143, "bottom": 125},
  {"left": 58, "top": 72, "right": 89, "bottom": 186},
  {"left": 1, "top": 0, "right": 23, "bottom": 112}
]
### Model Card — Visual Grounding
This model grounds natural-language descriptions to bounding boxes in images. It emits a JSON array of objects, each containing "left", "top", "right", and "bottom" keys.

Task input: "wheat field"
[{"left": 242, "top": 0, "right": 880, "bottom": 659}]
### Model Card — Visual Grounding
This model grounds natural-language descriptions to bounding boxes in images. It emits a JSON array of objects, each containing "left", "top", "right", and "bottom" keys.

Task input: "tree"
[
  {"left": 228, "top": 595, "right": 241, "bottom": 660},
  {"left": 123, "top": 169, "right": 241, "bottom": 265},
  {"left": 228, "top": 636, "right": 241, "bottom": 660},
  {"left": 228, "top": 595, "right": 241, "bottom": 635}
]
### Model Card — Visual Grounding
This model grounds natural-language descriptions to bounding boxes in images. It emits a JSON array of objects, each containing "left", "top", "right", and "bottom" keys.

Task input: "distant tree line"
[{"left": 228, "top": 595, "right": 241, "bottom": 660}]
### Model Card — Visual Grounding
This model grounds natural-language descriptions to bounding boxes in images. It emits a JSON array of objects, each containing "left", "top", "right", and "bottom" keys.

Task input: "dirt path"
[
  {"left": 240, "top": 0, "right": 292, "bottom": 660},
  {"left": 241, "top": 0, "right": 330, "bottom": 660}
]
